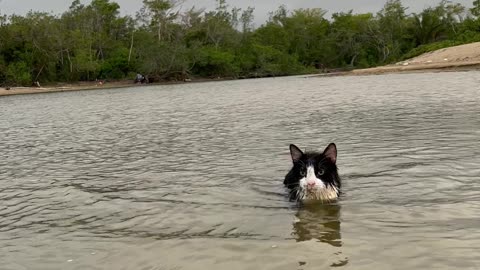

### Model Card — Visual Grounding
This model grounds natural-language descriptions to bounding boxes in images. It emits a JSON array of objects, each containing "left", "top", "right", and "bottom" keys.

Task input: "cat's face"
[{"left": 284, "top": 143, "right": 340, "bottom": 202}]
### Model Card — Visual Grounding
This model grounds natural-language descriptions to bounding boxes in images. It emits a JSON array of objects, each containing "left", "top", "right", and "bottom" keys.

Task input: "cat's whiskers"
[
  {"left": 291, "top": 186, "right": 305, "bottom": 202},
  {"left": 285, "top": 143, "right": 340, "bottom": 203}
]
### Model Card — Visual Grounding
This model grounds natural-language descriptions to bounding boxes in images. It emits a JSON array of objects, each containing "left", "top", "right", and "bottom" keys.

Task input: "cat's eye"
[
  {"left": 318, "top": 169, "right": 325, "bottom": 176},
  {"left": 300, "top": 170, "right": 306, "bottom": 177}
]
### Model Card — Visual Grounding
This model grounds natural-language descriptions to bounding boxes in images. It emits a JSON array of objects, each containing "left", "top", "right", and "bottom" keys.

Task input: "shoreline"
[
  {"left": 3, "top": 40, "right": 480, "bottom": 97},
  {"left": 345, "top": 61, "right": 480, "bottom": 76},
  {"left": 341, "top": 42, "right": 480, "bottom": 76},
  {"left": 2, "top": 64, "right": 477, "bottom": 97},
  {"left": 0, "top": 77, "right": 239, "bottom": 97},
  {"left": 2, "top": 63, "right": 479, "bottom": 97}
]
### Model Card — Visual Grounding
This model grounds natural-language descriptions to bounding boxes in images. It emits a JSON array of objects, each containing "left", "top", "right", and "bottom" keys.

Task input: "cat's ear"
[
  {"left": 289, "top": 144, "right": 303, "bottom": 162},
  {"left": 323, "top": 143, "right": 337, "bottom": 164}
]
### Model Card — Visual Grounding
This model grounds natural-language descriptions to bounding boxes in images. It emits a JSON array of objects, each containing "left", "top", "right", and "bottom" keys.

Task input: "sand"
[
  {"left": 0, "top": 76, "right": 237, "bottom": 96},
  {"left": 0, "top": 81, "right": 141, "bottom": 97},
  {"left": 349, "top": 42, "right": 480, "bottom": 75}
]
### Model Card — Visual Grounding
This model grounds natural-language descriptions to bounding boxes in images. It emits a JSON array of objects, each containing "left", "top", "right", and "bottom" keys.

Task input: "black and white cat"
[{"left": 284, "top": 143, "right": 341, "bottom": 202}]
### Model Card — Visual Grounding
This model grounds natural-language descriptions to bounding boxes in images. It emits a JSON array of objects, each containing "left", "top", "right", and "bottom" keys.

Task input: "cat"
[{"left": 284, "top": 143, "right": 341, "bottom": 202}]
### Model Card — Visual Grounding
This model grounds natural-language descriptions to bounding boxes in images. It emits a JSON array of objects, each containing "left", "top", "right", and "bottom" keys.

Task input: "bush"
[
  {"left": 6, "top": 61, "right": 31, "bottom": 86},
  {"left": 99, "top": 48, "right": 132, "bottom": 80},
  {"left": 193, "top": 47, "right": 237, "bottom": 77},
  {"left": 251, "top": 44, "right": 306, "bottom": 76}
]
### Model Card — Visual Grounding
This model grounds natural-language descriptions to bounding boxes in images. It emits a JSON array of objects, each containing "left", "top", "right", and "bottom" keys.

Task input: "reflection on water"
[
  {"left": 1, "top": 71, "right": 480, "bottom": 269},
  {"left": 293, "top": 203, "right": 342, "bottom": 247},
  {"left": 293, "top": 203, "right": 348, "bottom": 268}
]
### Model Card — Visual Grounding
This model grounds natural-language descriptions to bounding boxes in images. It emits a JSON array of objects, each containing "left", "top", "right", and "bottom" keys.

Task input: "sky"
[{"left": 0, "top": 0, "right": 473, "bottom": 26}]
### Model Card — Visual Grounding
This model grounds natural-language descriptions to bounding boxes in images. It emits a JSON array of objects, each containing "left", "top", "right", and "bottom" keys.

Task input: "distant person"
[{"left": 134, "top": 73, "right": 148, "bottom": 84}]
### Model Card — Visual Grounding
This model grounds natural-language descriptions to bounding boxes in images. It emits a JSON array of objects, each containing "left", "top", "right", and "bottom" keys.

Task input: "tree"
[
  {"left": 435, "top": 0, "right": 466, "bottom": 35},
  {"left": 331, "top": 12, "right": 374, "bottom": 67},
  {"left": 369, "top": 0, "right": 409, "bottom": 63},
  {"left": 409, "top": 8, "right": 446, "bottom": 45},
  {"left": 139, "top": 0, "right": 183, "bottom": 41},
  {"left": 1, "top": 0, "right": 478, "bottom": 86},
  {"left": 240, "top": 7, "right": 255, "bottom": 34},
  {"left": 471, "top": 0, "right": 480, "bottom": 17}
]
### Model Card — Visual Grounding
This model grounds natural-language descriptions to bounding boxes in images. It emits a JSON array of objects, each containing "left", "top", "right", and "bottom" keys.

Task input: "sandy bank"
[
  {"left": 0, "top": 81, "right": 137, "bottom": 97},
  {"left": 0, "top": 78, "right": 228, "bottom": 97},
  {"left": 348, "top": 42, "right": 480, "bottom": 76}
]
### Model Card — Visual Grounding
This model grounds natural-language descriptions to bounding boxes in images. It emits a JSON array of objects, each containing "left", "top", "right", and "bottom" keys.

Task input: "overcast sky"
[{"left": 0, "top": 0, "right": 473, "bottom": 26}]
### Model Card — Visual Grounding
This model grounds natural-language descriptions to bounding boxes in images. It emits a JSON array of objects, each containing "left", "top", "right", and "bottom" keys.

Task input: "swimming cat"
[{"left": 284, "top": 143, "right": 341, "bottom": 202}]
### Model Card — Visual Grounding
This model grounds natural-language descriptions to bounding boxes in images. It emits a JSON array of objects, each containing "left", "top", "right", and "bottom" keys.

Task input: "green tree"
[
  {"left": 139, "top": 0, "right": 182, "bottom": 41},
  {"left": 331, "top": 12, "right": 375, "bottom": 67},
  {"left": 471, "top": 0, "right": 480, "bottom": 17},
  {"left": 409, "top": 8, "right": 446, "bottom": 45},
  {"left": 1, "top": 0, "right": 479, "bottom": 86},
  {"left": 371, "top": 0, "right": 409, "bottom": 62}
]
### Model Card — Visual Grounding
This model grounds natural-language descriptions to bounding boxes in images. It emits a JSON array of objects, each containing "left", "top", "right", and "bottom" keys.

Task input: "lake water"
[{"left": 1, "top": 71, "right": 479, "bottom": 270}]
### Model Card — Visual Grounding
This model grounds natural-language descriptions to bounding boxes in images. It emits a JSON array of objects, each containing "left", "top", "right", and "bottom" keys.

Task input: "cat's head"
[{"left": 284, "top": 143, "right": 340, "bottom": 202}]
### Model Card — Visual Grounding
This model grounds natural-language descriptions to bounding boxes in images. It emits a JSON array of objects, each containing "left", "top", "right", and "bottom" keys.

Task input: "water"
[{"left": 0, "top": 71, "right": 479, "bottom": 270}]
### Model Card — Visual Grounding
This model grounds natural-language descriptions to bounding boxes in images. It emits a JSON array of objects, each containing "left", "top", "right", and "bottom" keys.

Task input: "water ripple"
[{"left": 1, "top": 72, "right": 480, "bottom": 269}]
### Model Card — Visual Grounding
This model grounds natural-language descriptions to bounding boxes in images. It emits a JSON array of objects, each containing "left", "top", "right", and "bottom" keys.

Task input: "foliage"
[{"left": 0, "top": 0, "right": 479, "bottom": 86}]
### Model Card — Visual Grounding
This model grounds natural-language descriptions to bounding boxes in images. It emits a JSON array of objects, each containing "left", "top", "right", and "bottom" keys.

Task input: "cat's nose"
[{"left": 307, "top": 182, "right": 316, "bottom": 189}]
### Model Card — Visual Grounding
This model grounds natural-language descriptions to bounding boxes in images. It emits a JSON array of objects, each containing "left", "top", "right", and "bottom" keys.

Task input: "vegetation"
[{"left": 1, "top": 0, "right": 480, "bottom": 86}]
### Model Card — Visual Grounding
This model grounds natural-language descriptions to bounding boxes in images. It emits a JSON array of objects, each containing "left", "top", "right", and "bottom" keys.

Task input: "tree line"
[{"left": 1, "top": 0, "right": 480, "bottom": 86}]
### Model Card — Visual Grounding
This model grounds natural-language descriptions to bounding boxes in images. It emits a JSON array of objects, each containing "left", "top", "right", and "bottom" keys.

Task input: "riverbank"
[
  {"left": 346, "top": 42, "right": 480, "bottom": 76},
  {"left": 3, "top": 42, "right": 480, "bottom": 96},
  {"left": 0, "top": 81, "right": 131, "bottom": 96},
  {"left": 0, "top": 77, "right": 234, "bottom": 97}
]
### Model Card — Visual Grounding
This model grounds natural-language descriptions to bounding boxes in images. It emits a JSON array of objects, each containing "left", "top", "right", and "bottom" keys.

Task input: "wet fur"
[{"left": 284, "top": 143, "right": 341, "bottom": 202}]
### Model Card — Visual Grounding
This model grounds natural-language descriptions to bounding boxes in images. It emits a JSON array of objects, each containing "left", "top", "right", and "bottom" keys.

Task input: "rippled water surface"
[{"left": 1, "top": 72, "right": 480, "bottom": 270}]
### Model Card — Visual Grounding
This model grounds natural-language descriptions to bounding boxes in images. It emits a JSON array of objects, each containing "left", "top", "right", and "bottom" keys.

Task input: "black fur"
[{"left": 284, "top": 143, "right": 341, "bottom": 201}]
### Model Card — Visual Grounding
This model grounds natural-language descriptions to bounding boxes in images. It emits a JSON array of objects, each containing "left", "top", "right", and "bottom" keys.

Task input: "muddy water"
[{"left": 1, "top": 71, "right": 479, "bottom": 269}]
